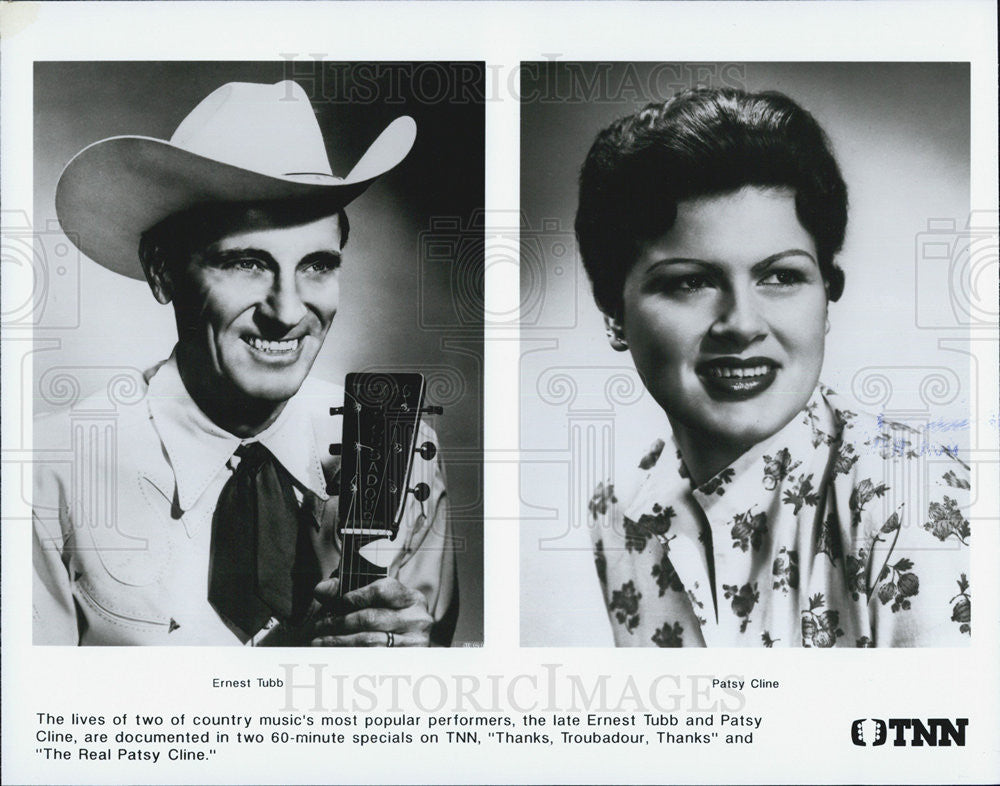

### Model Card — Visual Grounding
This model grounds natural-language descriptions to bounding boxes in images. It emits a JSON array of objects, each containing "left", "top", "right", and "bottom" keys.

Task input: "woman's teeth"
[
  {"left": 707, "top": 365, "right": 770, "bottom": 379},
  {"left": 246, "top": 337, "right": 299, "bottom": 353}
]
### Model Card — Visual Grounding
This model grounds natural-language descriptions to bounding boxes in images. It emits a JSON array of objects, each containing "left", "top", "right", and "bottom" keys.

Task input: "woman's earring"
[
  {"left": 609, "top": 333, "right": 629, "bottom": 350},
  {"left": 825, "top": 317, "right": 831, "bottom": 335},
  {"left": 604, "top": 319, "right": 629, "bottom": 351}
]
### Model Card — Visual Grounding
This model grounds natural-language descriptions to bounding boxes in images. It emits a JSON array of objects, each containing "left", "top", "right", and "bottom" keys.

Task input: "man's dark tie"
[{"left": 208, "top": 442, "right": 320, "bottom": 639}]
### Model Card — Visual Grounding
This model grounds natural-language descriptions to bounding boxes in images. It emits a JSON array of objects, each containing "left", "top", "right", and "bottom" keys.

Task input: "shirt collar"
[
  {"left": 146, "top": 353, "right": 330, "bottom": 512},
  {"left": 624, "top": 386, "right": 834, "bottom": 525}
]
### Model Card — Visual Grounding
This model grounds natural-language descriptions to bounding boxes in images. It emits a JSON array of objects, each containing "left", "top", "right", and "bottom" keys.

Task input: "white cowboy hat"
[{"left": 55, "top": 80, "right": 417, "bottom": 279}]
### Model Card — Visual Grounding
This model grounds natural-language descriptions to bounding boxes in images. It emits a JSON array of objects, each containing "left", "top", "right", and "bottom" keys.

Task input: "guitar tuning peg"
[
  {"left": 329, "top": 443, "right": 342, "bottom": 456},
  {"left": 420, "top": 405, "right": 443, "bottom": 416},
  {"left": 415, "top": 441, "right": 437, "bottom": 461},
  {"left": 409, "top": 482, "right": 431, "bottom": 503},
  {"left": 329, "top": 406, "right": 344, "bottom": 416}
]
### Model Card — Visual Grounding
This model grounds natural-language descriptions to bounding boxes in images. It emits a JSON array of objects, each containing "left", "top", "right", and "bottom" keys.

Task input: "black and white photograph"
[
  {"left": 27, "top": 61, "right": 484, "bottom": 647},
  {"left": 520, "top": 61, "right": 978, "bottom": 647},
  {"left": 1, "top": 3, "right": 997, "bottom": 785}
]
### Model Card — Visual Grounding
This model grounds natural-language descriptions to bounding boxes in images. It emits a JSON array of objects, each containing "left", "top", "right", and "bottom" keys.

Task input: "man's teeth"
[
  {"left": 707, "top": 365, "right": 771, "bottom": 379},
  {"left": 247, "top": 337, "right": 299, "bottom": 352}
]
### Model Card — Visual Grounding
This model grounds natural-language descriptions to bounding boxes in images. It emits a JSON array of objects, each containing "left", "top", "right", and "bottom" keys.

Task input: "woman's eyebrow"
[
  {"left": 752, "top": 248, "right": 817, "bottom": 272},
  {"left": 644, "top": 257, "right": 716, "bottom": 274},
  {"left": 643, "top": 248, "right": 817, "bottom": 276}
]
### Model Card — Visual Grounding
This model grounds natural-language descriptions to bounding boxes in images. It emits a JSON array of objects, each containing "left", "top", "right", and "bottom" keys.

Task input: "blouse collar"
[{"left": 624, "top": 386, "right": 837, "bottom": 529}]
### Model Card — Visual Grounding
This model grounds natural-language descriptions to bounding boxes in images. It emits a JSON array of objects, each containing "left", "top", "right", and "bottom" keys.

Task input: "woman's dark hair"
[{"left": 575, "top": 88, "right": 848, "bottom": 317}]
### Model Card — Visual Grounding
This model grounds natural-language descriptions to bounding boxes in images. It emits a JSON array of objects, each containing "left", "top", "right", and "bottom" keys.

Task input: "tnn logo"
[{"left": 852, "top": 718, "right": 968, "bottom": 747}]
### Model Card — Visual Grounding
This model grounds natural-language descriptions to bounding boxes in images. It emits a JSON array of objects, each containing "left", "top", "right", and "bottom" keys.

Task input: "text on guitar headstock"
[{"left": 329, "top": 373, "right": 442, "bottom": 593}]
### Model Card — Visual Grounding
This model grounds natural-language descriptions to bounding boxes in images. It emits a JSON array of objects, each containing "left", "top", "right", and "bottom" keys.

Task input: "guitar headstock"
[
  {"left": 256, "top": 374, "right": 442, "bottom": 641},
  {"left": 330, "top": 373, "right": 442, "bottom": 591},
  {"left": 329, "top": 374, "right": 441, "bottom": 590}
]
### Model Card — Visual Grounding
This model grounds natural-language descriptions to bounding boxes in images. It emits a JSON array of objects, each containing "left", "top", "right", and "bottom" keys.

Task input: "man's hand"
[{"left": 309, "top": 577, "right": 433, "bottom": 647}]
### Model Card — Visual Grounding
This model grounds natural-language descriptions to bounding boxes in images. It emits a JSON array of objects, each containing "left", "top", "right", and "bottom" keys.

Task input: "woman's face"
[{"left": 616, "top": 186, "right": 828, "bottom": 452}]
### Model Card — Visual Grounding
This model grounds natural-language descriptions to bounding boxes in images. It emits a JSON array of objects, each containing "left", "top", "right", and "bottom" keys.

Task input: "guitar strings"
[
  {"left": 339, "top": 381, "right": 424, "bottom": 613},
  {"left": 341, "top": 393, "right": 360, "bottom": 600}
]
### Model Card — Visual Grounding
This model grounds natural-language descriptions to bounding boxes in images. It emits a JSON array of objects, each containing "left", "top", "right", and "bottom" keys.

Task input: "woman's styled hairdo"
[{"left": 575, "top": 87, "right": 848, "bottom": 317}]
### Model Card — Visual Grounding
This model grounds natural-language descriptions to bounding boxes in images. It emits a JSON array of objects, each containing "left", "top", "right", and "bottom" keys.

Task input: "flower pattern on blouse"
[
  {"left": 589, "top": 386, "right": 971, "bottom": 647},
  {"left": 639, "top": 439, "right": 666, "bottom": 470},
  {"left": 652, "top": 620, "right": 685, "bottom": 647},
  {"left": 950, "top": 574, "right": 971, "bottom": 635},
  {"left": 762, "top": 449, "right": 801, "bottom": 490},
  {"left": 731, "top": 509, "right": 768, "bottom": 552},
  {"left": 594, "top": 539, "right": 607, "bottom": 587},
  {"left": 652, "top": 549, "right": 685, "bottom": 595},
  {"left": 588, "top": 482, "right": 617, "bottom": 520},
  {"left": 772, "top": 547, "right": 799, "bottom": 594},
  {"left": 609, "top": 581, "right": 642, "bottom": 633},
  {"left": 700, "top": 468, "right": 735, "bottom": 496},
  {"left": 723, "top": 582, "right": 760, "bottom": 633},
  {"left": 924, "top": 496, "right": 970, "bottom": 544},
  {"left": 624, "top": 504, "right": 675, "bottom": 553},
  {"left": 801, "top": 593, "right": 845, "bottom": 648}
]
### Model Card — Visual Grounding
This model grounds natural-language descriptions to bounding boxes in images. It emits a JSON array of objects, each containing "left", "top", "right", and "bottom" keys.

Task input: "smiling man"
[
  {"left": 32, "top": 80, "right": 456, "bottom": 646},
  {"left": 140, "top": 206, "right": 346, "bottom": 436}
]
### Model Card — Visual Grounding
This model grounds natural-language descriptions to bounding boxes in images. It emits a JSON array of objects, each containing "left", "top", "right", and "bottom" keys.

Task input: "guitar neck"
[
  {"left": 338, "top": 535, "right": 389, "bottom": 592},
  {"left": 255, "top": 373, "right": 439, "bottom": 645},
  {"left": 335, "top": 372, "right": 430, "bottom": 595}
]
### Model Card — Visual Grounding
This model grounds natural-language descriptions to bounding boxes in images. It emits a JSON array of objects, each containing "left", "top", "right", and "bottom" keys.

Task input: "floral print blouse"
[{"left": 589, "top": 386, "right": 971, "bottom": 647}]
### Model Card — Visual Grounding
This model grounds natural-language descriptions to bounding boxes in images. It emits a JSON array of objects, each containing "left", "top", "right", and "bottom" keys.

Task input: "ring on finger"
[{"left": 386, "top": 631, "right": 395, "bottom": 648}]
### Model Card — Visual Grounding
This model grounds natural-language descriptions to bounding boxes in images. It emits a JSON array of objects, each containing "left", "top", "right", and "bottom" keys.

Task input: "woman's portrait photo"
[{"left": 519, "top": 62, "right": 974, "bottom": 648}]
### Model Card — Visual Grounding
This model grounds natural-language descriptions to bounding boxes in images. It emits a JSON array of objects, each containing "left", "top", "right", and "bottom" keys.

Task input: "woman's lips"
[{"left": 696, "top": 357, "right": 779, "bottom": 401}]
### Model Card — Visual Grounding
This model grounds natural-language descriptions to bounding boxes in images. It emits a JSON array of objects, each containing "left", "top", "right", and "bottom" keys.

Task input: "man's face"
[{"left": 168, "top": 211, "right": 342, "bottom": 405}]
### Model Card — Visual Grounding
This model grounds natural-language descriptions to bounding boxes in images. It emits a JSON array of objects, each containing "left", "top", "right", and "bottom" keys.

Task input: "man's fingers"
[
  {"left": 312, "top": 576, "right": 340, "bottom": 603},
  {"left": 307, "top": 577, "right": 432, "bottom": 646},
  {"left": 323, "top": 577, "right": 426, "bottom": 613},
  {"left": 317, "top": 607, "right": 394, "bottom": 634},
  {"left": 311, "top": 631, "right": 424, "bottom": 647},
  {"left": 312, "top": 603, "right": 431, "bottom": 636}
]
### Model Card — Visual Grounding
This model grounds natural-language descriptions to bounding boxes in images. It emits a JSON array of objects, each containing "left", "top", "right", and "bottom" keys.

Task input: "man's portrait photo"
[{"left": 29, "top": 61, "right": 484, "bottom": 647}]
